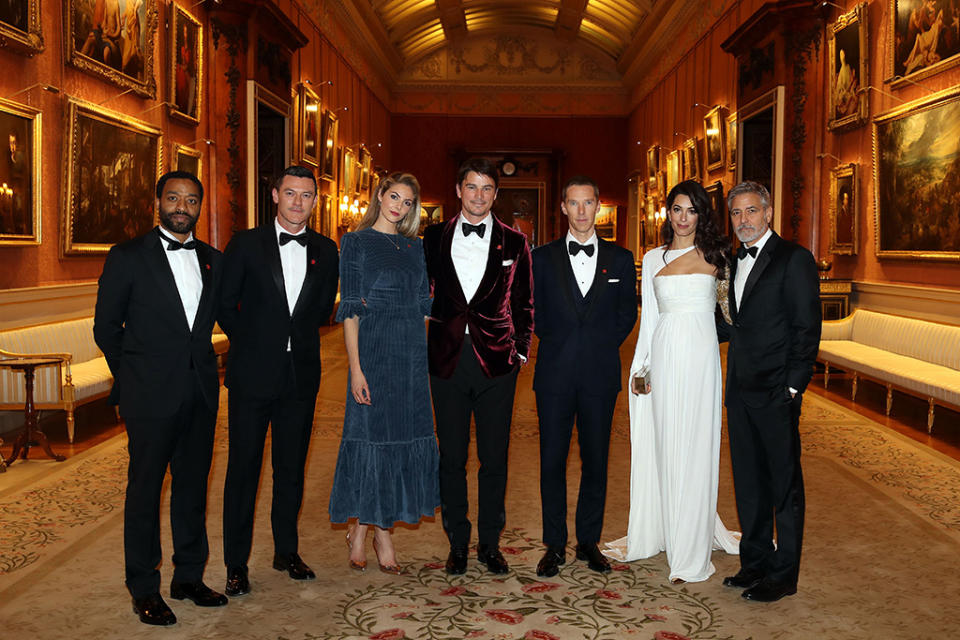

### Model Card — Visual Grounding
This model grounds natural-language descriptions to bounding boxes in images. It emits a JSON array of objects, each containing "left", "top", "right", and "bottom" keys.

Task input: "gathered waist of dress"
[{"left": 658, "top": 298, "right": 716, "bottom": 314}]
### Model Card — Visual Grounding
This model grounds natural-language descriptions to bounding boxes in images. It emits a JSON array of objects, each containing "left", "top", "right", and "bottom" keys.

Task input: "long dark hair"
[{"left": 661, "top": 180, "right": 731, "bottom": 278}]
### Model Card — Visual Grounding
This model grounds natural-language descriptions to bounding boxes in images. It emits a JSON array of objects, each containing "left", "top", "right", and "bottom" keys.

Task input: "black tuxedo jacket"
[
  {"left": 219, "top": 224, "right": 339, "bottom": 400},
  {"left": 718, "top": 231, "right": 821, "bottom": 407},
  {"left": 94, "top": 228, "right": 223, "bottom": 419},
  {"left": 532, "top": 238, "right": 637, "bottom": 395},
  {"left": 423, "top": 215, "right": 534, "bottom": 379}
]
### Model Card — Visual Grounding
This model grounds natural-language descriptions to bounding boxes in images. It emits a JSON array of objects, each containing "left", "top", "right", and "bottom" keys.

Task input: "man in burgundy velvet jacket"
[{"left": 424, "top": 158, "right": 534, "bottom": 576}]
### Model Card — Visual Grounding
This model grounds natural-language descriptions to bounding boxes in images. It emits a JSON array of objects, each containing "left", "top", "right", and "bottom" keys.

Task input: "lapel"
[
  {"left": 472, "top": 216, "right": 504, "bottom": 304},
  {"left": 291, "top": 230, "right": 320, "bottom": 319},
  {"left": 440, "top": 218, "right": 467, "bottom": 304},
  {"left": 581, "top": 239, "right": 611, "bottom": 319},
  {"left": 740, "top": 232, "right": 779, "bottom": 311},
  {"left": 729, "top": 257, "right": 739, "bottom": 319},
  {"left": 144, "top": 229, "right": 191, "bottom": 334},
  {"left": 259, "top": 224, "right": 290, "bottom": 315},
  {"left": 550, "top": 239, "right": 579, "bottom": 312},
  {"left": 192, "top": 241, "right": 214, "bottom": 335}
]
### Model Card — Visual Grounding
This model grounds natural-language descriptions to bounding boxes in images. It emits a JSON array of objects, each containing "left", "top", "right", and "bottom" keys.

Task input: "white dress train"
[{"left": 604, "top": 246, "right": 739, "bottom": 583}]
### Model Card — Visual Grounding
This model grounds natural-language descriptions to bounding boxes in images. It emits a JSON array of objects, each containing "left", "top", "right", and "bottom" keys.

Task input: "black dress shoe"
[
  {"left": 225, "top": 566, "right": 250, "bottom": 597},
  {"left": 536, "top": 547, "right": 566, "bottom": 578},
  {"left": 273, "top": 552, "right": 316, "bottom": 580},
  {"left": 132, "top": 593, "right": 177, "bottom": 626},
  {"left": 170, "top": 581, "right": 228, "bottom": 607},
  {"left": 742, "top": 579, "right": 797, "bottom": 602},
  {"left": 445, "top": 547, "right": 469, "bottom": 575},
  {"left": 575, "top": 543, "right": 611, "bottom": 574},
  {"left": 723, "top": 568, "right": 765, "bottom": 590},
  {"left": 477, "top": 544, "right": 510, "bottom": 574}
]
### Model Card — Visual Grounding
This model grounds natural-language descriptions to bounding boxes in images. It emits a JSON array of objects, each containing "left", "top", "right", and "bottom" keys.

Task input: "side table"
[{"left": 1, "top": 357, "right": 67, "bottom": 465}]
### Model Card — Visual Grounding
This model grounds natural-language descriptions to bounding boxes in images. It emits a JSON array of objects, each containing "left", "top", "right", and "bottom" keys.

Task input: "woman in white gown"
[{"left": 605, "top": 180, "right": 740, "bottom": 583}]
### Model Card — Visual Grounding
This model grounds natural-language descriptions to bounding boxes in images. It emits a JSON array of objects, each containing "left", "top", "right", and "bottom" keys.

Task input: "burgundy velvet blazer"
[{"left": 423, "top": 215, "right": 534, "bottom": 379}]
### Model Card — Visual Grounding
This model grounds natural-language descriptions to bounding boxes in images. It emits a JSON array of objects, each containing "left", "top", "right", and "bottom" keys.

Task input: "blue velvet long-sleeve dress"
[{"left": 328, "top": 228, "right": 440, "bottom": 528}]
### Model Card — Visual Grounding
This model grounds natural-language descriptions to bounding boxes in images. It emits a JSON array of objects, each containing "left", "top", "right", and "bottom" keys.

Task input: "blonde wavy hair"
[{"left": 355, "top": 172, "right": 422, "bottom": 238}]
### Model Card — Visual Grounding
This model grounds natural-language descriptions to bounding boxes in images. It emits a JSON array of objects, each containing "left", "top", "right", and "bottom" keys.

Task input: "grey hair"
[{"left": 726, "top": 181, "right": 771, "bottom": 211}]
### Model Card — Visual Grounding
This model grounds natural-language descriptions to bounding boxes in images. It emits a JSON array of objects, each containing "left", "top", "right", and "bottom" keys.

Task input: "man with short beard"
[{"left": 94, "top": 171, "right": 227, "bottom": 626}]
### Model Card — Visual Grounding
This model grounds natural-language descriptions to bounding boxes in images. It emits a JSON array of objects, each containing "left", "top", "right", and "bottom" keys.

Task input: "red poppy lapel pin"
[
  {"left": 205, "top": 264, "right": 211, "bottom": 270},
  {"left": 497, "top": 244, "right": 502, "bottom": 250},
  {"left": 310, "top": 258, "right": 316, "bottom": 265}
]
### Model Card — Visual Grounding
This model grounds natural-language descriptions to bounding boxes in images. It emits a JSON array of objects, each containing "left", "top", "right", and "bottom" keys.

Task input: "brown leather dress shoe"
[
  {"left": 170, "top": 581, "right": 228, "bottom": 607},
  {"left": 132, "top": 593, "right": 177, "bottom": 626},
  {"left": 575, "top": 543, "right": 612, "bottom": 573},
  {"left": 224, "top": 566, "right": 250, "bottom": 597},
  {"left": 536, "top": 547, "right": 566, "bottom": 578},
  {"left": 477, "top": 544, "right": 509, "bottom": 574},
  {"left": 273, "top": 552, "right": 316, "bottom": 580}
]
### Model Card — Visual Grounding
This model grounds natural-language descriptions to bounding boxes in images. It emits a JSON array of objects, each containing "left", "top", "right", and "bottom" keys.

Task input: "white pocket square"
[
  {"left": 502, "top": 259, "right": 514, "bottom": 266},
  {"left": 608, "top": 278, "right": 620, "bottom": 283}
]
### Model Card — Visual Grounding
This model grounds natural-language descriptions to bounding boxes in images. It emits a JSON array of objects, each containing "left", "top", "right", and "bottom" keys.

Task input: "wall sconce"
[
  {"left": 816, "top": 152, "right": 841, "bottom": 163},
  {"left": 186, "top": 138, "right": 215, "bottom": 147},
  {"left": 5, "top": 83, "right": 59, "bottom": 100},
  {"left": 304, "top": 79, "right": 333, "bottom": 87},
  {"left": 138, "top": 101, "right": 176, "bottom": 115},
  {"left": 691, "top": 102, "right": 716, "bottom": 110}
]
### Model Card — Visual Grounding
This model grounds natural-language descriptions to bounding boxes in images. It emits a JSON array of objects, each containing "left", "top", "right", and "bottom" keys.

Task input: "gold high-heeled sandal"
[
  {"left": 372, "top": 536, "right": 402, "bottom": 575},
  {"left": 346, "top": 525, "right": 367, "bottom": 572}
]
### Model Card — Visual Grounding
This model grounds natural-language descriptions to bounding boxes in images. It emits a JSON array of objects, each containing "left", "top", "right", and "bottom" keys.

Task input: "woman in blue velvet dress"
[{"left": 329, "top": 172, "right": 439, "bottom": 574}]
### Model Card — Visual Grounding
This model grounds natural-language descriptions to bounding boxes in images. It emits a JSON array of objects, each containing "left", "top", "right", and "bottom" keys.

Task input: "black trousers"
[
  {"left": 222, "top": 355, "right": 317, "bottom": 569},
  {"left": 726, "top": 389, "right": 805, "bottom": 586},
  {"left": 123, "top": 378, "right": 216, "bottom": 598},
  {"left": 536, "top": 387, "right": 617, "bottom": 548},
  {"left": 430, "top": 336, "right": 519, "bottom": 549}
]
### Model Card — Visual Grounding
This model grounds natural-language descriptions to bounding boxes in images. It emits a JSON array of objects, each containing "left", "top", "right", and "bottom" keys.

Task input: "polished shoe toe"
[
  {"left": 170, "top": 581, "right": 228, "bottom": 607},
  {"left": 273, "top": 553, "right": 316, "bottom": 580},
  {"left": 723, "top": 569, "right": 765, "bottom": 590},
  {"left": 132, "top": 593, "right": 177, "bottom": 626},
  {"left": 477, "top": 544, "right": 509, "bottom": 574},
  {"left": 224, "top": 566, "right": 250, "bottom": 597},
  {"left": 574, "top": 543, "right": 612, "bottom": 574},
  {"left": 742, "top": 579, "right": 797, "bottom": 602},
  {"left": 535, "top": 547, "right": 566, "bottom": 578},
  {"left": 445, "top": 547, "right": 469, "bottom": 575}
]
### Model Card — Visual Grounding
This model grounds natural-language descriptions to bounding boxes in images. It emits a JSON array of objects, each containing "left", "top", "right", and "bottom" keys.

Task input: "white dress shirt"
[
  {"left": 450, "top": 213, "right": 492, "bottom": 337},
  {"left": 734, "top": 227, "right": 772, "bottom": 309},
  {"left": 566, "top": 231, "right": 598, "bottom": 297},
  {"left": 275, "top": 218, "right": 307, "bottom": 314},
  {"left": 157, "top": 227, "right": 202, "bottom": 331}
]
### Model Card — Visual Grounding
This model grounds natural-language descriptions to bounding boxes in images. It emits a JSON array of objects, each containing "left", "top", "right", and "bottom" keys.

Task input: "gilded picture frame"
[
  {"left": 491, "top": 181, "right": 544, "bottom": 246},
  {"left": 829, "top": 3, "right": 868, "bottom": 131},
  {"left": 666, "top": 150, "right": 680, "bottom": 194},
  {"left": 829, "top": 162, "right": 858, "bottom": 255},
  {"left": 889, "top": 0, "right": 960, "bottom": 88},
  {"left": 418, "top": 202, "right": 443, "bottom": 236},
  {"left": 725, "top": 111, "right": 737, "bottom": 171},
  {"left": 296, "top": 83, "right": 321, "bottom": 168},
  {"left": 0, "top": 97, "right": 41, "bottom": 245},
  {"left": 682, "top": 137, "right": 700, "bottom": 181},
  {"left": 873, "top": 86, "right": 960, "bottom": 261},
  {"left": 339, "top": 146, "right": 356, "bottom": 198},
  {"left": 0, "top": 0, "right": 43, "bottom": 55},
  {"left": 358, "top": 145, "right": 372, "bottom": 192},
  {"left": 62, "top": 97, "right": 162, "bottom": 255},
  {"left": 168, "top": 4, "right": 202, "bottom": 125},
  {"left": 647, "top": 144, "right": 660, "bottom": 189},
  {"left": 320, "top": 108, "right": 338, "bottom": 181},
  {"left": 596, "top": 203, "right": 617, "bottom": 241},
  {"left": 172, "top": 142, "right": 201, "bottom": 177},
  {"left": 704, "top": 106, "right": 725, "bottom": 171},
  {"left": 65, "top": 0, "right": 158, "bottom": 99}
]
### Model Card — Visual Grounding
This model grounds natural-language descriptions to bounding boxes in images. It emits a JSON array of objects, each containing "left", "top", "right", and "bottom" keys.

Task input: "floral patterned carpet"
[{"left": 2, "top": 335, "right": 960, "bottom": 639}]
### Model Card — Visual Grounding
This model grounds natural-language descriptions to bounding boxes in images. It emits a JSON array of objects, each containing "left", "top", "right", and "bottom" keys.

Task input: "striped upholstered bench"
[
  {"left": 0, "top": 317, "right": 229, "bottom": 443},
  {"left": 818, "top": 309, "right": 960, "bottom": 433}
]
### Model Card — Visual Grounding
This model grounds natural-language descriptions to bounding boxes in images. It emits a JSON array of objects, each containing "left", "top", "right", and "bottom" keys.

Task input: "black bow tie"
[
  {"left": 568, "top": 241, "right": 595, "bottom": 257},
  {"left": 737, "top": 245, "right": 759, "bottom": 260},
  {"left": 159, "top": 230, "right": 196, "bottom": 251},
  {"left": 279, "top": 232, "right": 307, "bottom": 247},
  {"left": 462, "top": 222, "right": 485, "bottom": 238}
]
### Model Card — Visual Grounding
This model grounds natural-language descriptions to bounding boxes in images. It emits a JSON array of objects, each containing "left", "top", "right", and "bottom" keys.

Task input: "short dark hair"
[
  {"left": 274, "top": 165, "right": 318, "bottom": 192},
  {"left": 561, "top": 175, "right": 599, "bottom": 201},
  {"left": 156, "top": 170, "right": 203, "bottom": 203},
  {"left": 456, "top": 158, "right": 499, "bottom": 190}
]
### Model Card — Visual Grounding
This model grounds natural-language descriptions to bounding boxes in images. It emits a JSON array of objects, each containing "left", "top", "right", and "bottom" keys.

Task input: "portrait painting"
[
  {"left": 830, "top": 163, "right": 858, "bottom": 255},
  {"left": 0, "top": 97, "right": 40, "bottom": 245},
  {"left": 358, "top": 145, "right": 371, "bottom": 192},
  {"left": 0, "top": 0, "right": 43, "bottom": 55},
  {"left": 595, "top": 204, "right": 617, "bottom": 241},
  {"left": 647, "top": 145, "right": 660, "bottom": 189},
  {"left": 891, "top": 0, "right": 960, "bottom": 86},
  {"left": 491, "top": 182, "right": 544, "bottom": 246},
  {"left": 705, "top": 180, "right": 731, "bottom": 240},
  {"left": 320, "top": 109, "right": 338, "bottom": 181},
  {"left": 873, "top": 87, "right": 960, "bottom": 260},
  {"left": 666, "top": 150, "right": 680, "bottom": 193},
  {"left": 172, "top": 143, "right": 200, "bottom": 179},
  {"left": 644, "top": 194, "right": 659, "bottom": 249},
  {"left": 297, "top": 83, "right": 321, "bottom": 167},
  {"left": 418, "top": 202, "right": 443, "bottom": 237},
  {"left": 169, "top": 4, "right": 201, "bottom": 124},
  {"left": 725, "top": 112, "right": 737, "bottom": 170},
  {"left": 829, "top": 3, "right": 868, "bottom": 130},
  {"left": 704, "top": 106, "right": 725, "bottom": 171},
  {"left": 682, "top": 137, "right": 700, "bottom": 181},
  {"left": 66, "top": 0, "right": 158, "bottom": 98},
  {"left": 339, "top": 146, "right": 356, "bottom": 198},
  {"left": 62, "top": 98, "right": 161, "bottom": 255}
]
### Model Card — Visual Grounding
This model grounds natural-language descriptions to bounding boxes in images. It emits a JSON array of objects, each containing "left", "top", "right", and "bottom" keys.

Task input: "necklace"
[{"left": 380, "top": 230, "right": 401, "bottom": 250}]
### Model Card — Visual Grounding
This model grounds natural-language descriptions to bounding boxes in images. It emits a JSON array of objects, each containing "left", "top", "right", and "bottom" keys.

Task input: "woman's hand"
[{"left": 351, "top": 368, "right": 371, "bottom": 405}]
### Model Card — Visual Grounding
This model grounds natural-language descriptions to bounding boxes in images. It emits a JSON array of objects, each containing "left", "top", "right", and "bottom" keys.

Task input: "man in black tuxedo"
[
  {"left": 219, "top": 165, "right": 339, "bottom": 596},
  {"left": 718, "top": 181, "right": 821, "bottom": 602},
  {"left": 94, "top": 171, "right": 226, "bottom": 626},
  {"left": 532, "top": 176, "right": 637, "bottom": 577},
  {"left": 424, "top": 158, "right": 534, "bottom": 575}
]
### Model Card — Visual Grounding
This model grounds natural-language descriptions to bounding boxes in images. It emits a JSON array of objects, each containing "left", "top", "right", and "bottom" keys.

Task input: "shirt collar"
[
  {"left": 746, "top": 228, "right": 773, "bottom": 254},
  {"left": 157, "top": 225, "right": 195, "bottom": 245},
  {"left": 275, "top": 217, "right": 307, "bottom": 241}
]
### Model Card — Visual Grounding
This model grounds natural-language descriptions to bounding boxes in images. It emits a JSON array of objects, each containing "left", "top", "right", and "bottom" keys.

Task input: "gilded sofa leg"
[
  {"left": 67, "top": 409, "right": 75, "bottom": 444},
  {"left": 824, "top": 363, "right": 830, "bottom": 389},
  {"left": 885, "top": 384, "right": 893, "bottom": 416},
  {"left": 851, "top": 372, "right": 858, "bottom": 402},
  {"left": 114, "top": 406, "right": 121, "bottom": 423},
  {"left": 928, "top": 398, "right": 935, "bottom": 434}
]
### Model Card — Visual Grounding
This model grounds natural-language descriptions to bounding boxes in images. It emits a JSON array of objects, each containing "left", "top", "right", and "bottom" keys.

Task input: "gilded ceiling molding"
[{"left": 393, "top": 90, "right": 629, "bottom": 116}]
